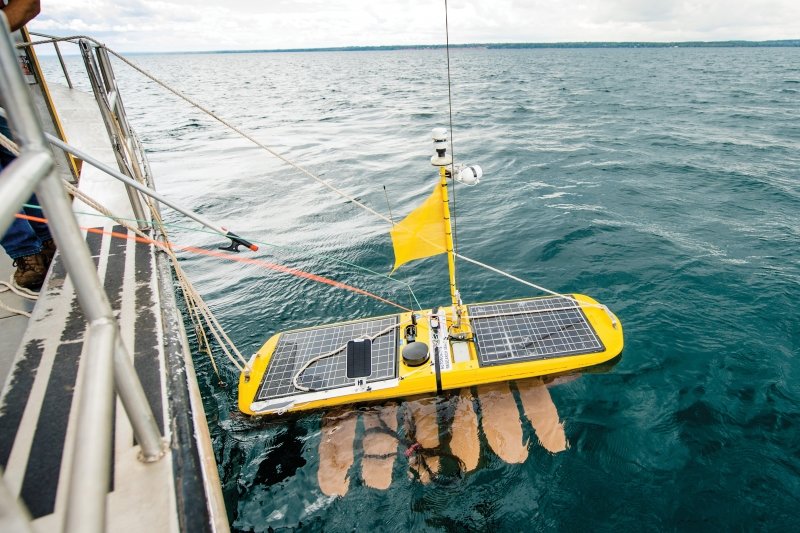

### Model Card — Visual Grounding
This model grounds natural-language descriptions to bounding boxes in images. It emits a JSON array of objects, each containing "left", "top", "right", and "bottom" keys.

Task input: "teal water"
[{"left": 44, "top": 47, "right": 799, "bottom": 530}]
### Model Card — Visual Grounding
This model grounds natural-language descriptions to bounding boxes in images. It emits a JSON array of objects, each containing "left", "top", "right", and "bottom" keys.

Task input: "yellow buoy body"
[{"left": 238, "top": 294, "right": 623, "bottom": 416}]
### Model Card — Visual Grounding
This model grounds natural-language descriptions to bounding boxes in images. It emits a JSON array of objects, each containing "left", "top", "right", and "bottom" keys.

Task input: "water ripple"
[{"left": 39, "top": 46, "right": 800, "bottom": 530}]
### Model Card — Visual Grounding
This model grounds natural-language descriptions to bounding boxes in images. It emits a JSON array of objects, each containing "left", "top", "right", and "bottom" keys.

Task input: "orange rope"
[{"left": 15, "top": 213, "right": 410, "bottom": 312}]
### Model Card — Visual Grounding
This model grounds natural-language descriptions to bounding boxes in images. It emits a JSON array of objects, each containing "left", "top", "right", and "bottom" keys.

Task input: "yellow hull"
[{"left": 239, "top": 294, "right": 623, "bottom": 416}]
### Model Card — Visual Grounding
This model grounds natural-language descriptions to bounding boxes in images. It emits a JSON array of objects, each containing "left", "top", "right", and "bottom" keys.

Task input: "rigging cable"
[
  {"left": 14, "top": 37, "right": 613, "bottom": 318},
  {"left": 30, "top": 207, "right": 422, "bottom": 311},
  {"left": 15, "top": 212, "right": 411, "bottom": 314},
  {"left": 0, "top": 127, "right": 253, "bottom": 373},
  {"left": 443, "top": 0, "right": 460, "bottom": 275}
]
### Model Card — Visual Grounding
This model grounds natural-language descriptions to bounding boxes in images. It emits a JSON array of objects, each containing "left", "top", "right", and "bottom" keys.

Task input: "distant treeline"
[
  {"left": 488, "top": 40, "right": 800, "bottom": 49},
  {"left": 218, "top": 40, "right": 800, "bottom": 54}
]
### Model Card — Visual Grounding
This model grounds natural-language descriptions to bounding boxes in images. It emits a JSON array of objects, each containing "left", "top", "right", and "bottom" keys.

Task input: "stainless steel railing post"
[
  {"left": 114, "top": 337, "right": 166, "bottom": 461},
  {"left": 45, "top": 134, "right": 233, "bottom": 236},
  {"left": 78, "top": 39, "right": 150, "bottom": 229},
  {"left": 28, "top": 31, "right": 73, "bottom": 89},
  {"left": 0, "top": 150, "right": 51, "bottom": 234},
  {"left": 1, "top": 16, "right": 114, "bottom": 533},
  {"left": 0, "top": 15, "right": 167, "bottom": 532},
  {"left": 61, "top": 319, "right": 116, "bottom": 533},
  {"left": 53, "top": 42, "right": 73, "bottom": 89},
  {"left": 94, "top": 46, "right": 157, "bottom": 214}
]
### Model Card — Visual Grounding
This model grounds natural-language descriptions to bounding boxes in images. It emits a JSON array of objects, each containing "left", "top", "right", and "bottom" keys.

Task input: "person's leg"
[
  {"left": 1, "top": 216, "right": 43, "bottom": 259},
  {"left": 0, "top": 153, "right": 44, "bottom": 260},
  {"left": 24, "top": 194, "right": 56, "bottom": 266},
  {"left": 1, "top": 215, "right": 47, "bottom": 291},
  {"left": 0, "top": 152, "right": 48, "bottom": 291},
  {"left": 7, "top": 112, "right": 54, "bottom": 257},
  {"left": 22, "top": 194, "right": 52, "bottom": 242},
  {"left": 0, "top": 116, "right": 14, "bottom": 160}
]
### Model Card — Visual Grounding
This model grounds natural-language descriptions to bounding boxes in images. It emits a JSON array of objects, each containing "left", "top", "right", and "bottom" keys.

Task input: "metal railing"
[
  {"left": 79, "top": 39, "right": 151, "bottom": 228},
  {"left": 28, "top": 31, "right": 72, "bottom": 89},
  {"left": 24, "top": 31, "right": 155, "bottom": 226},
  {"left": 15, "top": 31, "right": 255, "bottom": 249},
  {"left": 0, "top": 14, "right": 164, "bottom": 533}
]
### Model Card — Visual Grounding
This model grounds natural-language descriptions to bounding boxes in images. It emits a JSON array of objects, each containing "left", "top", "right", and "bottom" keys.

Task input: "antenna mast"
[{"left": 431, "top": 128, "right": 460, "bottom": 309}]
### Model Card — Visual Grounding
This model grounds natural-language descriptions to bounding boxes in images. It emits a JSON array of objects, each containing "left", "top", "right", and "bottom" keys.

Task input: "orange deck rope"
[{"left": 15, "top": 213, "right": 411, "bottom": 312}]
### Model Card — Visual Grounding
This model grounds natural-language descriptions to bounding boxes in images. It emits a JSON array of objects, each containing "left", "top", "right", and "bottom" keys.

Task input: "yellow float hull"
[{"left": 239, "top": 294, "right": 623, "bottom": 416}]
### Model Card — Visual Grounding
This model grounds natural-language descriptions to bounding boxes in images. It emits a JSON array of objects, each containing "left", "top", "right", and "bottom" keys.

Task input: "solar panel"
[
  {"left": 256, "top": 316, "right": 398, "bottom": 400},
  {"left": 468, "top": 297, "right": 604, "bottom": 366}
]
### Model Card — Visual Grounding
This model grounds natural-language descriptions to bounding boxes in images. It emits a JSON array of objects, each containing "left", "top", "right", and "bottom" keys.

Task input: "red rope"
[{"left": 15, "top": 213, "right": 410, "bottom": 312}]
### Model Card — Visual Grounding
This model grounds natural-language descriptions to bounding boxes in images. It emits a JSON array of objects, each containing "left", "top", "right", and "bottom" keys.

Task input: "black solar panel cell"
[
  {"left": 468, "top": 297, "right": 604, "bottom": 367},
  {"left": 257, "top": 316, "right": 398, "bottom": 400}
]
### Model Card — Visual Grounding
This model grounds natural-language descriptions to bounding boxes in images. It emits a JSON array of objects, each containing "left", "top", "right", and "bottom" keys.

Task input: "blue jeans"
[
  {"left": 1, "top": 193, "right": 51, "bottom": 259},
  {"left": 0, "top": 117, "right": 52, "bottom": 259}
]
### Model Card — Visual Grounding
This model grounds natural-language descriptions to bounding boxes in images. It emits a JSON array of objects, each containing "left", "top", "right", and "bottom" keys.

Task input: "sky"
[{"left": 26, "top": 0, "right": 800, "bottom": 53}]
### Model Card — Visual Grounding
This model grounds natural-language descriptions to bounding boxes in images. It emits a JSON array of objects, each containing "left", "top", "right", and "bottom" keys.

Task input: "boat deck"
[
  {"left": 0, "top": 83, "right": 227, "bottom": 531},
  {"left": 0, "top": 222, "right": 226, "bottom": 531},
  {"left": 0, "top": 249, "right": 35, "bottom": 383}
]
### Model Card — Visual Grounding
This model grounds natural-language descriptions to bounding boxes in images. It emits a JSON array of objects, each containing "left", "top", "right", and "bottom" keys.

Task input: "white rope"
[
  {"left": 0, "top": 279, "right": 35, "bottom": 317},
  {"left": 145, "top": 201, "right": 251, "bottom": 372},
  {"left": 173, "top": 259, "right": 247, "bottom": 373},
  {"left": 61, "top": 180, "right": 251, "bottom": 372},
  {"left": 0, "top": 130, "right": 20, "bottom": 156},
  {"left": 0, "top": 278, "right": 38, "bottom": 300},
  {"left": 455, "top": 253, "right": 618, "bottom": 326},
  {"left": 2, "top": 126, "right": 250, "bottom": 368},
  {"left": 182, "top": 277, "right": 222, "bottom": 378},
  {"left": 174, "top": 261, "right": 245, "bottom": 374},
  {"left": 0, "top": 274, "right": 38, "bottom": 317},
  {"left": 0, "top": 297, "right": 31, "bottom": 317}
]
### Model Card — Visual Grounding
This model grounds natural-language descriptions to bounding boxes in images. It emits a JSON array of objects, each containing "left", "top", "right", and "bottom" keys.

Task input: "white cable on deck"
[
  {"left": 0, "top": 278, "right": 35, "bottom": 317},
  {"left": 0, "top": 278, "right": 38, "bottom": 300}
]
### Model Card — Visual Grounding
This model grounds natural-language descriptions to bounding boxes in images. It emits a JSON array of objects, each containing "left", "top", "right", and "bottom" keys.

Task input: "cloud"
[{"left": 27, "top": 0, "right": 800, "bottom": 53}]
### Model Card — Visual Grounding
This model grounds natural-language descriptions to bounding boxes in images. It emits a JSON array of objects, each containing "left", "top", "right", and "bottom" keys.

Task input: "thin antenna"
[
  {"left": 383, "top": 185, "right": 395, "bottom": 225},
  {"left": 444, "top": 0, "right": 459, "bottom": 263}
]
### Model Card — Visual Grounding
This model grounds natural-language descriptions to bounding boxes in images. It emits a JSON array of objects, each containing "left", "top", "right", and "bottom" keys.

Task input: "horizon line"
[
  {"left": 39, "top": 38, "right": 800, "bottom": 56},
  {"left": 136, "top": 38, "right": 800, "bottom": 55}
]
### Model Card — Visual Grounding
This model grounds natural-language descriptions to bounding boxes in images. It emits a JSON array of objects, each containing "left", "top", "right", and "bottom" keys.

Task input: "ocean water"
[{"left": 42, "top": 47, "right": 800, "bottom": 531}]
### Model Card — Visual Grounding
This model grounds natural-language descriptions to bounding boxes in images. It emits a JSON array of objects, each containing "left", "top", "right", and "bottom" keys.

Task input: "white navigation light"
[
  {"left": 457, "top": 164, "right": 482, "bottom": 185},
  {"left": 431, "top": 127, "right": 452, "bottom": 166}
]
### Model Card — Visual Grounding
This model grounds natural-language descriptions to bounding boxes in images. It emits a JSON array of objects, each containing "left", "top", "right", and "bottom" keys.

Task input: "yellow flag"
[{"left": 390, "top": 183, "right": 447, "bottom": 271}]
